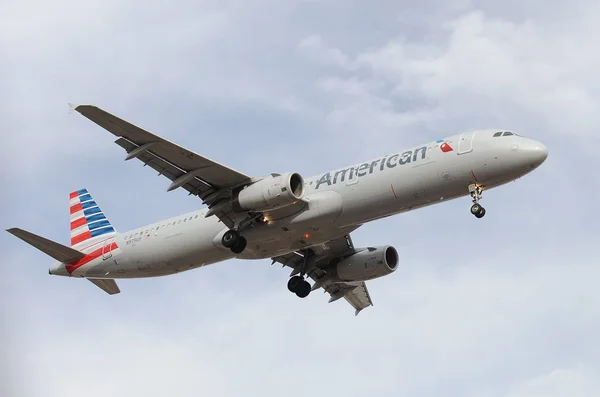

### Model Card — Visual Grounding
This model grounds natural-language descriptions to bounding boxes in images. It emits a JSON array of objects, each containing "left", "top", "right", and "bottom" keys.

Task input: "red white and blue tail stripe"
[{"left": 69, "top": 189, "right": 116, "bottom": 247}]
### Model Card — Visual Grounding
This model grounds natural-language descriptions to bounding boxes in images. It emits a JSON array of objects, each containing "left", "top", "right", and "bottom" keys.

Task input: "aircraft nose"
[{"left": 525, "top": 140, "right": 548, "bottom": 168}]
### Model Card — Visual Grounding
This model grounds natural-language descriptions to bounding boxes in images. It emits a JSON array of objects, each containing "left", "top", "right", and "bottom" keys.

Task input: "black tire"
[
  {"left": 470, "top": 203, "right": 482, "bottom": 215},
  {"left": 230, "top": 236, "right": 247, "bottom": 254},
  {"left": 222, "top": 230, "right": 239, "bottom": 248},
  {"left": 476, "top": 207, "right": 486, "bottom": 218},
  {"left": 287, "top": 276, "right": 304, "bottom": 293},
  {"left": 295, "top": 280, "right": 311, "bottom": 298}
]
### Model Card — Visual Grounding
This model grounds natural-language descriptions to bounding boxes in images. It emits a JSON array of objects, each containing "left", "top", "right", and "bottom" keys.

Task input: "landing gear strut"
[
  {"left": 469, "top": 183, "right": 486, "bottom": 218},
  {"left": 221, "top": 230, "right": 247, "bottom": 254}
]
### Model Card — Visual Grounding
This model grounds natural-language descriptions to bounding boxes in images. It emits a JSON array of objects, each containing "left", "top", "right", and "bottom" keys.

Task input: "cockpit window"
[
  {"left": 503, "top": 131, "right": 514, "bottom": 136},
  {"left": 493, "top": 132, "right": 502, "bottom": 137}
]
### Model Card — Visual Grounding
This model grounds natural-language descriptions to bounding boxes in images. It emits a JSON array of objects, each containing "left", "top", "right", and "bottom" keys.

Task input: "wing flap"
[
  {"left": 74, "top": 104, "right": 251, "bottom": 189},
  {"left": 88, "top": 278, "right": 120, "bottom": 295},
  {"left": 114, "top": 137, "right": 214, "bottom": 197},
  {"left": 6, "top": 228, "right": 85, "bottom": 263},
  {"left": 114, "top": 137, "right": 241, "bottom": 228}
]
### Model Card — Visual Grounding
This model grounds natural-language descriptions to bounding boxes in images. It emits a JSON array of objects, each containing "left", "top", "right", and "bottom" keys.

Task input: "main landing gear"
[
  {"left": 286, "top": 249, "right": 312, "bottom": 298},
  {"left": 221, "top": 230, "right": 247, "bottom": 254},
  {"left": 287, "top": 275, "right": 311, "bottom": 298},
  {"left": 469, "top": 183, "right": 486, "bottom": 218}
]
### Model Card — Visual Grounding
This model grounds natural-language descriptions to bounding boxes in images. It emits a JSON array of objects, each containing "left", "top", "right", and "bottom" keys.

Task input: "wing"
[
  {"left": 272, "top": 233, "right": 374, "bottom": 316},
  {"left": 71, "top": 104, "right": 254, "bottom": 229}
]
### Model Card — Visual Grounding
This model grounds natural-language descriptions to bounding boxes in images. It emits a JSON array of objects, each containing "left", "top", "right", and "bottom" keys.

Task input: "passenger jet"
[{"left": 7, "top": 105, "right": 548, "bottom": 315}]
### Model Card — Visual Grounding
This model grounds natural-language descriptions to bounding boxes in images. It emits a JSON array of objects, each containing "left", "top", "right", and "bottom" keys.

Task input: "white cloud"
[
  {"left": 506, "top": 367, "right": 600, "bottom": 397},
  {"left": 299, "top": 8, "right": 600, "bottom": 153},
  {"left": 298, "top": 35, "right": 359, "bottom": 70}
]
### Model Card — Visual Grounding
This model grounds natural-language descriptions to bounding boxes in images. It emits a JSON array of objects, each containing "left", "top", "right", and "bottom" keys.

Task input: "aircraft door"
[
  {"left": 102, "top": 238, "right": 115, "bottom": 260},
  {"left": 457, "top": 131, "right": 476, "bottom": 155}
]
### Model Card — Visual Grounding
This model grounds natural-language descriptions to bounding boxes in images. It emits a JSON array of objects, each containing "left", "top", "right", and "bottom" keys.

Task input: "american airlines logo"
[
  {"left": 436, "top": 139, "right": 453, "bottom": 152},
  {"left": 315, "top": 145, "right": 429, "bottom": 189}
]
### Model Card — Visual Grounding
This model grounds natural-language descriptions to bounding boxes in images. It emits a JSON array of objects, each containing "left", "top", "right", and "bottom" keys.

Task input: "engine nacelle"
[
  {"left": 234, "top": 172, "right": 305, "bottom": 212},
  {"left": 332, "top": 246, "right": 398, "bottom": 282}
]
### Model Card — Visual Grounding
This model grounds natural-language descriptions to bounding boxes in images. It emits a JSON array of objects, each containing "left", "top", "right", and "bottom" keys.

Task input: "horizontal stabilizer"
[
  {"left": 88, "top": 278, "right": 120, "bottom": 295},
  {"left": 7, "top": 228, "right": 85, "bottom": 263}
]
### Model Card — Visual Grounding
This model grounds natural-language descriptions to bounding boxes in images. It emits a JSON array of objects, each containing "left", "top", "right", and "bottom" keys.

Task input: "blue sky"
[{"left": 2, "top": 1, "right": 600, "bottom": 396}]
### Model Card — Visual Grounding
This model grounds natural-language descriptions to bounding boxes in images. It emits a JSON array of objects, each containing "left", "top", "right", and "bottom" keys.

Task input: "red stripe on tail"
[
  {"left": 70, "top": 217, "right": 87, "bottom": 230},
  {"left": 70, "top": 203, "right": 83, "bottom": 214},
  {"left": 71, "top": 230, "right": 92, "bottom": 246}
]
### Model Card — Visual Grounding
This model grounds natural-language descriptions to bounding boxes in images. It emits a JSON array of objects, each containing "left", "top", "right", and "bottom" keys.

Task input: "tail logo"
[{"left": 69, "top": 189, "right": 115, "bottom": 246}]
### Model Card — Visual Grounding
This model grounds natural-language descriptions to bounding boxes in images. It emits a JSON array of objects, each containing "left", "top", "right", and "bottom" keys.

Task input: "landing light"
[{"left": 304, "top": 233, "right": 310, "bottom": 239}]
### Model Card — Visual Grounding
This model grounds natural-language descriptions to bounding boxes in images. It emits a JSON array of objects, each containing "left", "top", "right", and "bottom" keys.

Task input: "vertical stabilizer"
[{"left": 69, "top": 189, "right": 116, "bottom": 248}]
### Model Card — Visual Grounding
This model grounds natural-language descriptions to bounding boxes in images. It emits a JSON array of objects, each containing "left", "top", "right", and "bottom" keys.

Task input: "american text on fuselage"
[{"left": 314, "top": 145, "right": 428, "bottom": 189}]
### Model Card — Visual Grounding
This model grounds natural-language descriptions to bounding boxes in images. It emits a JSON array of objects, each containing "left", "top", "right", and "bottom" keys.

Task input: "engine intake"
[
  {"left": 333, "top": 246, "right": 398, "bottom": 282},
  {"left": 234, "top": 172, "right": 305, "bottom": 212}
]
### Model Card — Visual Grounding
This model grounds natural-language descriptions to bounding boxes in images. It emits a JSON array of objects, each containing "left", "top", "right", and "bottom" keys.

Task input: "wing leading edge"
[{"left": 271, "top": 234, "right": 374, "bottom": 315}]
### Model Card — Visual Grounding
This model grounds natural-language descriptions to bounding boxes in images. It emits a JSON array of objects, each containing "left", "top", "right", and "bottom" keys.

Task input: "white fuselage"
[{"left": 50, "top": 129, "right": 548, "bottom": 279}]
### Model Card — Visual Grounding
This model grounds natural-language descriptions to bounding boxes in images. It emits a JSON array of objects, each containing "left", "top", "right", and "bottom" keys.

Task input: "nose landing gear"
[{"left": 469, "top": 183, "right": 486, "bottom": 218}]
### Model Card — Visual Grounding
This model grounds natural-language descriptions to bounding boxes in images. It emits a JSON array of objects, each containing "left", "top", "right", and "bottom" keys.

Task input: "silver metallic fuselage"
[{"left": 50, "top": 129, "right": 548, "bottom": 279}]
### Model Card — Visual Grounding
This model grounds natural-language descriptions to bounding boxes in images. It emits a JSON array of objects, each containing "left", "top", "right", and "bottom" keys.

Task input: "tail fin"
[{"left": 69, "top": 189, "right": 116, "bottom": 247}]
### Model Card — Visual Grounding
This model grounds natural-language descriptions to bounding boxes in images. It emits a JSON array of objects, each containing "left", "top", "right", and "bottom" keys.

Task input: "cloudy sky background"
[{"left": 2, "top": 0, "right": 600, "bottom": 396}]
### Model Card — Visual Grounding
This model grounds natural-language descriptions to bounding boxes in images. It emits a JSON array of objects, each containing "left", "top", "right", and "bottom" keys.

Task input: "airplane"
[{"left": 7, "top": 104, "right": 548, "bottom": 315}]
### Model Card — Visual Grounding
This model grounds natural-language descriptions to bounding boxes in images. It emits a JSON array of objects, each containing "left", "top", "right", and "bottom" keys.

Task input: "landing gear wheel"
[
  {"left": 471, "top": 204, "right": 486, "bottom": 218},
  {"left": 476, "top": 207, "right": 486, "bottom": 218},
  {"left": 221, "top": 230, "right": 239, "bottom": 248},
  {"left": 230, "top": 236, "right": 247, "bottom": 254},
  {"left": 295, "top": 280, "right": 311, "bottom": 298},
  {"left": 287, "top": 275, "right": 304, "bottom": 293},
  {"left": 468, "top": 183, "right": 486, "bottom": 219}
]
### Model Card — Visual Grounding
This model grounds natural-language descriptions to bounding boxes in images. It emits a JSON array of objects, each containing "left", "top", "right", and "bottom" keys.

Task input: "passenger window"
[
  {"left": 503, "top": 132, "right": 514, "bottom": 136},
  {"left": 493, "top": 132, "right": 502, "bottom": 137}
]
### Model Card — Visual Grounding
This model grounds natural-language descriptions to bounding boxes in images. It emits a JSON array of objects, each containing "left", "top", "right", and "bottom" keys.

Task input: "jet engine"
[
  {"left": 233, "top": 172, "right": 306, "bottom": 212},
  {"left": 331, "top": 246, "right": 398, "bottom": 282}
]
